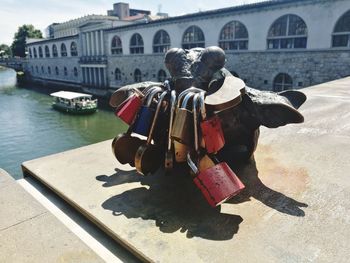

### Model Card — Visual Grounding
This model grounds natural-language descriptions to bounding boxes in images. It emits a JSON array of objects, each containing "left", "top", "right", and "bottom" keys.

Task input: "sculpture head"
[{"left": 164, "top": 46, "right": 226, "bottom": 93}]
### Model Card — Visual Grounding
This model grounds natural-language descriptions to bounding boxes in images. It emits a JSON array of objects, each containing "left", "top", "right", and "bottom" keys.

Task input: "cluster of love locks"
[{"left": 109, "top": 46, "right": 306, "bottom": 207}]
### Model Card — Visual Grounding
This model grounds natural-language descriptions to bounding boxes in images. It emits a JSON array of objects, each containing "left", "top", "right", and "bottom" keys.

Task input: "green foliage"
[
  {"left": 0, "top": 44, "right": 12, "bottom": 57},
  {"left": 11, "top": 25, "right": 43, "bottom": 57}
]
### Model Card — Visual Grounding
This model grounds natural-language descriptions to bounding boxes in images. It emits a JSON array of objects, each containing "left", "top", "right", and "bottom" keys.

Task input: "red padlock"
[
  {"left": 187, "top": 94, "right": 245, "bottom": 207},
  {"left": 187, "top": 153, "right": 245, "bottom": 207},
  {"left": 115, "top": 88, "right": 144, "bottom": 125},
  {"left": 199, "top": 92, "right": 225, "bottom": 153}
]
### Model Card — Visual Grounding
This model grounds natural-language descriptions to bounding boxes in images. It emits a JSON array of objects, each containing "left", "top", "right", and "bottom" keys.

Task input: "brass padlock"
[
  {"left": 174, "top": 141, "right": 190, "bottom": 163},
  {"left": 172, "top": 88, "right": 204, "bottom": 161},
  {"left": 171, "top": 92, "right": 196, "bottom": 146},
  {"left": 111, "top": 123, "right": 144, "bottom": 167}
]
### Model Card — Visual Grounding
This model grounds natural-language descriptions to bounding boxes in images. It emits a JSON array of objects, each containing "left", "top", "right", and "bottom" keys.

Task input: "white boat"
[{"left": 50, "top": 91, "right": 98, "bottom": 114}]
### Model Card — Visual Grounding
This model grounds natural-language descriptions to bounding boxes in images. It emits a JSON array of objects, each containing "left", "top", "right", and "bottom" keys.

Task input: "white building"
[{"left": 26, "top": 0, "right": 350, "bottom": 93}]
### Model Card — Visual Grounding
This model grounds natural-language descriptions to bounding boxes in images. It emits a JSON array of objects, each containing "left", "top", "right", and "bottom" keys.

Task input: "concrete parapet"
[
  {"left": 0, "top": 168, "right": 103, "bottom": 263},
  {"left": 21, "top": 77, "right": 350, "bottom": 262}
]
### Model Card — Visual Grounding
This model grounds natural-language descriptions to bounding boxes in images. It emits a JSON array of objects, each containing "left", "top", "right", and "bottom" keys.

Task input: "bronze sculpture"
[{"left": 110, "top": 46, "right": 306, "bottom": 207}]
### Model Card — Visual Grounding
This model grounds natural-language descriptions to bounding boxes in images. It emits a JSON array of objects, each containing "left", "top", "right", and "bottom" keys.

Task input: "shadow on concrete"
[
  {"left": 97, "top": 158, "right": 307, "bottom": 240},
  {"left": 97, "top": 166, "right": 243, "bottom": 240}
]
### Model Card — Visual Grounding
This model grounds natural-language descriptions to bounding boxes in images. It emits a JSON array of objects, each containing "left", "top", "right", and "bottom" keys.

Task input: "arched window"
[
  {"left": 61, "top": 43, "right": 67, "bottom": 57},
  {"left": 36, "top": 66, "right": 38, "bottom": 73},
  {"left": 70, "top": 42, "right": 78, "bottom": 56},
  {"left": 52, "top": 45, "right": 58, "bottom": 57},
  {"left": 115, "top": 68, "right": 121, "bottom": 81},
  {"left": 267, "top": 14, "right": 307, "bottom": 49},
  {"left": 130, "top": 33, "right": 144, "bottom": 54},
  {"left": 45, "top": 45, "right": 50, "bottom": 57},
  {"left": 38, "top": 47, "right": 43, "bottom": 58},
  {"left": 111, "top": 36, "right": 123, "bottom": 54},
  {"left": 55, "top": 66, "right": 59, "bottom": 75},
  {"left": 219, "top": 21, "right": 248, "bottom": 50},
  {"left": 33, "top": 47, "right": 37, "bottom": 58},
  {"left": 48, "top": 66, "right": 51, "bottom": 75},
  {"left": 332, "top": 10, "right": 350, "bottom": 47},
  {"left": 31, "top": 66, "right": 34, "bottom": 72},
  {"left": 157, "top": 69, "right": 167, "bottom": 82},
  {"left": 273, "top": 73, "right": 293, "bottom": 92},
  {"left": 153, "top": 30, "right": 171, "bottom": 53},
  {"left": 134, "top": 68, "right": 142, "bottom": 82},
  {"left": 41, "top": 66, "right": 44, "bottom": 74},
  {"left": 29, "top": 48, "right": 32, "bottom": 58},
  {"left": 182, "top": 26, "right": 205, "bottom": 49},
  {"left": 64, "top": 67, "right": 68, "bottom": 76},
  {"left": 73, "top": 67, "right": 78, "bottom": 77}
]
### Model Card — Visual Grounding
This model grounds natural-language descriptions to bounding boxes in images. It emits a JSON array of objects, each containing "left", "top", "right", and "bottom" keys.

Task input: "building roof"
[
  {"left": 106, "top": 0, "right": 320, "bottom": 32},
  {"left": 50, "top": 91, "right": 93, "bottom": 100},
  {"left": 26, "top": 34, "right": 79, "bottom": 46}
]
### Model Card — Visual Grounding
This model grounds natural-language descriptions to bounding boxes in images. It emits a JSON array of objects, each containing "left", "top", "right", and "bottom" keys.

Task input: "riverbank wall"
[{"left": 19, "top": 73, "right": 116, "bottom": 110}]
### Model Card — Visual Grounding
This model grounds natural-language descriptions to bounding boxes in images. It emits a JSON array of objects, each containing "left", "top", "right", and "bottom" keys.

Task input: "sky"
[{"left": 0, "top": 0, "right": 263, "bottom": 45}]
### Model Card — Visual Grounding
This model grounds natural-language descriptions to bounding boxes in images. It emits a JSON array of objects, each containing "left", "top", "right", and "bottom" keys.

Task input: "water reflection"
[
  {"left": 0, "top": 67, "right": 124, "bottom": 179},
  {"left": 0, "top": 67, "right": 17, "bottom": 88}
]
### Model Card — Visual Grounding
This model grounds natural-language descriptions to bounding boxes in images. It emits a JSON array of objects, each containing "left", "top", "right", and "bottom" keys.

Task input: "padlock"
[
  {"left": 187, "top": 94, "right": 245, "bottom": 207},
  {"left": 115, "top": 87, "right": 144, "bottom": 125},
  {"left": 198, "top": 91, "right": 225, "bottom": 153},
  {"left": 135, "top": 91, "right": 168, "bottom": 175},
  {"left": 171, "top": 88, "right": 204, "bottom": 160},
  {"left": 173, "top": 140, "right": 190, "bottom": 163},
  {"left": 192, "top": 93, "right": 216, "bottom": 171},
  {"left": 165, "top": 90, "right": 176, "bottom": 171},
  {"left": 111, "top": 123, "right": 144, "bottom": 167},
  {"left": 187, "top": 152, "right": 245, "bottom": 207},
  {"left": 171, "top": 92, "right": 196, "bottom": 146},
  {"left": 133, "top": 87, "right": 163, "bottom": 136}
]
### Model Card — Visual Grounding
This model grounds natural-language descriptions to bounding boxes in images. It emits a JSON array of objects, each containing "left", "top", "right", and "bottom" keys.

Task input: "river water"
[{"left": 0, "top": 67, "right": 126, "bottom": 179}]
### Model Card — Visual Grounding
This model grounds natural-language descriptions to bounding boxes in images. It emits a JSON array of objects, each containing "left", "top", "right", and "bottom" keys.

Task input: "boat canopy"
[{"left": 50, "top": 91, "right": 93, "bottom": 100}]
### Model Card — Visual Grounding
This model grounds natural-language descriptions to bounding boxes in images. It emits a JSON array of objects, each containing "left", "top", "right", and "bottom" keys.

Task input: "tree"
[
  {"left": 11, "top": 24, "right": 43, "bottom": 57},
  {"left": 0, "top": 44, "right": 12, "bottom": 58}
]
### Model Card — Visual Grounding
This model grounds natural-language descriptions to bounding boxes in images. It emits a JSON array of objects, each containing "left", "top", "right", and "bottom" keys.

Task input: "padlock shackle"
[
  {"left": 177, "top": 87, "right": 203, "bottom": 107},
  {"left": 131, "top": 87, "right": 145, "bottom": 98},
  {"left": 192, "top": 93, "right": 200, "bottom": 152},
  {"left": 187, "top": 152, "right": 199, "bottom": 174},
  {"left": 146, "top": 91, "right": 168, "bottom": 145},
  {"left": 145, "top": 87, "right": 163, "bottom": 107},
  {"left": 167, "top": 90, "right": 176, "bottom": 151},
  {"left": 164, "top": 80, "right": 171, "bottom": 91},
  {"left": 144, "top": 86, "right": 162, "bottom": 97},
  {"left": 199, "top": 91, "right": 207, "bottom": 120},
  {"left": 180, "top": 92, "right": 195, "bottom": 109}
]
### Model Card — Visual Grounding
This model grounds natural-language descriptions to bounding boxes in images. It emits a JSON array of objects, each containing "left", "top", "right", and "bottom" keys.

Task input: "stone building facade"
[{"left": 26, "top": 0, "right": 350, "bottom": 93}]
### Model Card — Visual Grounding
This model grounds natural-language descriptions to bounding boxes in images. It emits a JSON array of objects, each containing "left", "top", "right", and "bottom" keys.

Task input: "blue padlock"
[{"left": 133, "top": 87, "right": 163, "bottom": 136}]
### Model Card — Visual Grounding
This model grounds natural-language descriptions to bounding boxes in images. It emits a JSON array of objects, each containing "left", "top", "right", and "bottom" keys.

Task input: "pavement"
[
  {"left": 21, "top": 77, "right": 350, "bottom": 262},
  {"left": 0, "top": 168, "right": 105, "bottom": 263}
]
